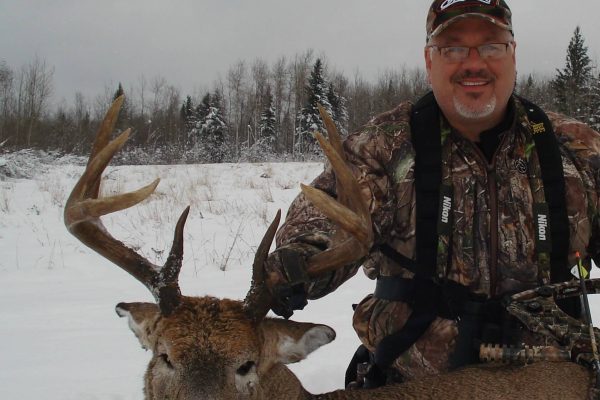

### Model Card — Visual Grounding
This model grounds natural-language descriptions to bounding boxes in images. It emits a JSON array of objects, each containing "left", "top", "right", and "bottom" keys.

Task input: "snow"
[
  {"left": 0, "top": 157, "right": 373, "bottom": 399},
  {"left": 1, "top": 154, "right": 599, "bottom": 399}
]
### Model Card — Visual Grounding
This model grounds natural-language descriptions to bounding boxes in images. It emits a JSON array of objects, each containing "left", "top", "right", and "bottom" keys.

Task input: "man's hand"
[{"left": 265, "top": 246, "right": 310, "bottom": 318}]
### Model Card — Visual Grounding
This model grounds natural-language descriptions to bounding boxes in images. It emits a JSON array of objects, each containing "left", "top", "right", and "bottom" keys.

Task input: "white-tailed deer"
[{"left": 65, "top": 97, "right": 595, "bottom": 399}]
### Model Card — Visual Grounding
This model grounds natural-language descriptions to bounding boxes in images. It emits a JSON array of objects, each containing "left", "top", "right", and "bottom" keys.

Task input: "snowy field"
[
  {"left": 0, "top": 158, "right": 375, "bottom": 400},
  {"left": 1, "top": 156, "right": 599, "bottom": 400}
]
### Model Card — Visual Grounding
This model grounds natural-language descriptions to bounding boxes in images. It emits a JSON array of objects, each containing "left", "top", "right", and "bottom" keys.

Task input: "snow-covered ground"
[
  {"left": 0, "top": 158, "right": 375, "bottom": 399},
  {"left": 1, "top": 156, "right": 598, "bottom": 399}
]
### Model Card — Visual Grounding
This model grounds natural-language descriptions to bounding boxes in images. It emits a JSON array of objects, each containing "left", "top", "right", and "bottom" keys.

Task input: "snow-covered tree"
[
  {"left": 589, "top": 72, "right": 600, "bottom": 130},
  {"left": 113, "top": 82, "right": 131, "bottom": 131},
  {"left": 240, "top": 86, "right": 279, "bottom": 162},
  {"left": 295, "top": 58, "right": 331, "bottom": 157},
  {"left": 180, "top": 95, "right": 196, "bottom": 133},
  {"left": 258, "top": 87, "right": 277, "bottom": 149},
  {"left": 552, "top": 26, "right": 593, "bottom": 120},
  {"left": 196, "top": 93, "right": 212, "bottom": 122},
  {"left": 198, "top": 104, "right": 228, "bottom": 163},
  {"left": 327, "top": 82, "right": 348, "bottom": 136},
  {"left": 185, "top": 92, "right": 229, "bottom": 163}
]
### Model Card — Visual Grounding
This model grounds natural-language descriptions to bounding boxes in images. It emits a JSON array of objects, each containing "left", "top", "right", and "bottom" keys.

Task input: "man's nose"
[{"left": 461, "top": 47, "right": 487, "bottom": 70}]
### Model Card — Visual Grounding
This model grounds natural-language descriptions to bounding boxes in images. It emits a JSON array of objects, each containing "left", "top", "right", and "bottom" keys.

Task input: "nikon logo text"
[
  {"left": 441, "top": 196, "right": 452, "bottom": 224},
  {"left": 537, "top": 214, "right": 548, "bottom": 241}
]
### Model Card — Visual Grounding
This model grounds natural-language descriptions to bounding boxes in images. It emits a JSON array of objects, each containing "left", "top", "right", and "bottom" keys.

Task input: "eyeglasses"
[{"left": 428, "top": 42, "right": 514, "bottom": 63}]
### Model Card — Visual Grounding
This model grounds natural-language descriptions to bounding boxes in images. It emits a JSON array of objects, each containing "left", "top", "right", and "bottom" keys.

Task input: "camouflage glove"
[
  {"left": 265, "top": 231, "right": 337, "bottom": 318},
  {"left": 264, "top": 243, "right": 324, "bottom": 319}
]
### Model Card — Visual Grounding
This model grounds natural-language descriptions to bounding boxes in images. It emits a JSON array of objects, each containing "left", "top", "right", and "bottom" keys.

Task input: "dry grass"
[
  {"left": 0, "top": 182, "right": 13, "bottom": 212},
  {"left": 36, "top": 175, "right": 66, "bottom": 208},
  {"left": 258, "top": 181, "right": 274, "bottom": 203}
]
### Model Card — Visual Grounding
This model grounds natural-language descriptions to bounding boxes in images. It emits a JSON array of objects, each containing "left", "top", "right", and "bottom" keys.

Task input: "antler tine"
[
  {"left": 317, "top": 104, "right": 344, "bottom": 159},
  {"left": 88, "top": 95, "right": 125, "bottom": 199},
  {"left": 244, "top": 209, "right": 282, "bottom": 321},
  {"left": 300, "top": 109, "right": 373, "bottom": 277},
  {"left": 157, "top": 206, "right": 190, "bottom": 315},
  {"left": 316, "top": 105, "right": 370, "bottom": 222},
  {"left": 64, "top": 96, "right": 188, "bottom": 316}
]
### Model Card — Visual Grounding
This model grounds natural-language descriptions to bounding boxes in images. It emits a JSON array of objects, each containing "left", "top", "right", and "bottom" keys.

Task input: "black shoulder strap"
[
  {"left": 386, "top": 94, "right": 570, "bottom": 285},
  {"left": 373, "top": 96, "right": 575, "bottom": 371},
  {"left": 410, "top": 91, "right": 442, "bottom": 279},
  {"left": 517, "top": 96, "right": 571, "bottom": 284}
]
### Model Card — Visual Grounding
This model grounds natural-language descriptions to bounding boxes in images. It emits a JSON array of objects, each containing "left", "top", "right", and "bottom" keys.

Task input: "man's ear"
[
  {"left": 424, "top": 46, "right": 433, "bottom": 83},
  {"left": 115, "top": 302, "right": 160, "bottom": 350},
  {"left": 259, "top": 318, "right": 335, "bottom": 364},
  {"left": 511, "top": 40, "right": 517, "bottom": 63}
]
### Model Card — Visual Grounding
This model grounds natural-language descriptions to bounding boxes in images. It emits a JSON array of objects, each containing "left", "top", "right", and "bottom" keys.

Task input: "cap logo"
[{"left": 440, "top": 0, "right": 492, "bottom": 11}]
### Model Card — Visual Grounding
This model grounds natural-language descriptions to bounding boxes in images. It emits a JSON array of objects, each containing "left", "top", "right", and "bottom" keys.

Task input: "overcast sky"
[{"left": 2, "top": 0, "right": 600, "bottom": 106}]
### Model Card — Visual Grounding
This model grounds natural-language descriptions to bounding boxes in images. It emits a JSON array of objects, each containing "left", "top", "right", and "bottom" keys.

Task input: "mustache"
[{"left": 452, "top": 70, "right": 495, "bottom": 82}]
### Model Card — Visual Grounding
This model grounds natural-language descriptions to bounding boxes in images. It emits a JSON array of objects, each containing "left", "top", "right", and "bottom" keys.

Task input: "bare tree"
[
  {"left": 93, "top": 83, "right": 117, "bottom": 121},
  {"left": 226, "top": 60, "right": 247, "bottom": 157},
  {"left": 0, "top": 60, "right": 14, "bottom": 143},
  {"left": 288, "top": 50, "right": 314, "bottom": 153},
  {"left": 137, "top": 74, "right": 148, "bottom": 120},
  {"left": 15, "top": 56, "right": 54, "bottom": 146},
  {"left": 70, "top": 91, "right": 91, "bottom": 151},
  {"left": 272, "top": 56, "right": 288, "bottom": 151},
  {"left": 247, "top": 58, "right": 270, "bottom": 147},
  {"left": 348, "top": 70, "right": 373, "bottom": 133},
  {"left": 161, "top": 84, "right": 182, "bottom": 146}
]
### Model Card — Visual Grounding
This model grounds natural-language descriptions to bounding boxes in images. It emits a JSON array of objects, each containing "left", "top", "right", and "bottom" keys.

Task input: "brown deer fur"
[{"left": 116, "top": 296, "right": 592, "bottom": 400}]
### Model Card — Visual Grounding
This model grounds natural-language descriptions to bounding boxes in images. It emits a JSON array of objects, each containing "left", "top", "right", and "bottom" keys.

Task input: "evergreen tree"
[
  {"left": 518, "top": 74, "right": 536, "bottom": 99},
  {"left": 196, "top": 93, "right": 212, "bottom": 122},
  {"left": 113, "top": 82, "right": 125, "bottom": 100},
  {"left": 240, "top": 87, "right": 278, "bottom": 162},
  {"left": 327, "top": 83, "right": 349, "bottom": 136},
  {"left": 212, "top": 88, "right": 224, "bottom": 112},
  {"left": 552, "top": 26, "right": 593, "bottom": 120},
  {"left": 295, "top": 58, "right": 331, "bottom": 157},
  {"left": 180, "top": 95, "right": 196, "bottom": 133},
  {"left": 254, "top": 86, "right": 278, "bottom": 158},
  {"left": 589, "top": 72, "right": 600, "bottom": 130},
  {"left": 112, "top": 82, "right": 130, "bottom": 131},
  {"left": 194, "top": 93, "right": 228, "bottom": 163}
]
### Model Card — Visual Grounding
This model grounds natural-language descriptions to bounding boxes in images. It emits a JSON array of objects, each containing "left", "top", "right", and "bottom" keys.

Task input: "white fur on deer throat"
[{"left": 277, "top": 326, "right": 335, "bottom": 364}]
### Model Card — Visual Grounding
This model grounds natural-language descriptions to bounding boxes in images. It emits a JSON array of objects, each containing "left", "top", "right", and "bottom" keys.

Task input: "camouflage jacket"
[{"left": 268, "top": 95, "right": 600, "bottom": 379}]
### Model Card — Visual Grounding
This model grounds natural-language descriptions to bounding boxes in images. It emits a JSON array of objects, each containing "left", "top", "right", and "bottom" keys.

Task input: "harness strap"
[
  {"left": 518, "top": 97, "right": 571, "bottom": 284},
  {"left": 410, "top": 92, "right": 443, "bottom": 279},
  {"left": 373, "top": 276, "right": 472, "bottom": 369},
  {"left": 372, "top": 94, "right": 574, "bottom": 371},
  {"left": 518, "top": 97, "right": 576, "bottom": 317}
]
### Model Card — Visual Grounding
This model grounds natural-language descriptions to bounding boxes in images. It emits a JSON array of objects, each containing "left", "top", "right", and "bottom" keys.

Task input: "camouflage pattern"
[
  {"left": 504, "top": 279, "right": 600, "bottom": 400},
  {"left": 479, "top": 343, "right": 572, "bottom": 364},
  {"left": 506, "top": 279, "right": 600, "bottom": 356},
  {"left": 426, "top": 0, "right": 512, "bottom": 41},
  {"left": 265, "top": 95, "right": 600, "bottom": 380}
]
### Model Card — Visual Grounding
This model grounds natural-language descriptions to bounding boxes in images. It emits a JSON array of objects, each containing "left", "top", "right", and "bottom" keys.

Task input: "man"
[{"left": 266, "top": 0, "right": 600, "bottom": 387}]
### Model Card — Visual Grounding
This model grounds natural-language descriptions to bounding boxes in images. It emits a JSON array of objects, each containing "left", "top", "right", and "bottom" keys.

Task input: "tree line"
[{"left": 1, "top": 27, "right": 599, "bottom": 163}]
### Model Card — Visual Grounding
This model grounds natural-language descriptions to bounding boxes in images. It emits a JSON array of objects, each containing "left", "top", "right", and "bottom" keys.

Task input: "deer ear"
[
  {"left": 260, "top": 319, "right": 336, "bottom": 364},
  {"left": 115, "top": 302, "right": 160, "bottom": 350}
]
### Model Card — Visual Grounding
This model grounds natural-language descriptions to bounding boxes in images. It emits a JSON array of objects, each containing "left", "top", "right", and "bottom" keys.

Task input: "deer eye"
[
  {"left": 159, "top": 353, "right": 174, "bottom": 369},
  {"left": 236, "top": 361, "right": 256, "bottom": 376}
]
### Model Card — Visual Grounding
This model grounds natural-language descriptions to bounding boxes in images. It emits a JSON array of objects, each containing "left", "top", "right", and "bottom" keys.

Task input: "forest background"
[{"left": 1, "top": 27, "right": 599, "bottom": 165}]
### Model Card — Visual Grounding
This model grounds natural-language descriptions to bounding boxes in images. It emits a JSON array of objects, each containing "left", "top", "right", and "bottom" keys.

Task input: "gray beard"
[{"left": 453, "top": 94, "right": 497, "bottom": 120}]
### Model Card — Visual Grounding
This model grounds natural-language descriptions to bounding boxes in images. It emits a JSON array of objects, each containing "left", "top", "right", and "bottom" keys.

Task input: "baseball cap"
[{"left": 426, "top": 0, "right": 513, "bottom": 42}]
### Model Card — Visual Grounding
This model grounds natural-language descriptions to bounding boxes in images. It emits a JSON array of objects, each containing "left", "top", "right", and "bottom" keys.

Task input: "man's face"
[{"left": 424, "top": 17, "right": 516, "bottom": 126}]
